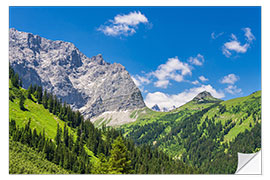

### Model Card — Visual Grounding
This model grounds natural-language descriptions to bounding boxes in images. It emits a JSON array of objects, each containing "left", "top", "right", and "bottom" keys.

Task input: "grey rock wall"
[{"left": 9, "top": 28, "right": 145, "bottom": 119}]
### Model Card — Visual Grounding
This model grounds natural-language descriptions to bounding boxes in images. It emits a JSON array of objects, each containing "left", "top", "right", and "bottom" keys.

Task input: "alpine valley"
[{"left": 9, "top": 29, "right": 261, "bottom": 174}]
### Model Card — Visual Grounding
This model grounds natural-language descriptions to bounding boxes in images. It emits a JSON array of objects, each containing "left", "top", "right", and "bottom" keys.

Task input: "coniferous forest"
[{"left": 121, "top": 103, "right": 261, "bottom": 174}]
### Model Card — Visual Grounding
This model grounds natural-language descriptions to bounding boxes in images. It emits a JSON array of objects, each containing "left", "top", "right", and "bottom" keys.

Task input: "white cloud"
[
  {"left": 222, "top": 28, "right": 255, "bottom": 57},
  {"left": 243, "top": 27, "right": 255, "bottom": 42},
  {"left": 199, "top": 76, "right": 209, "bottom": 82},
  {"left": 137, "top": 75, "right": 151, "bottom": 84},
  {"left": 188, "top": 54, "right": 205, "bottom": 66},
  {"left": 222, "top": 41, "right": 249, "bottom": 56},
  {"left": 100, "top": 24, "right": 135, "bottom": 36},
  {"left": 220, "top": 74, "right": 242, "bottom": 95},
  {"left": 231, "top": 33, "right": 238, "bottom": 41},
  {"left": 131, "top": 75, "right": 151, "bottom": 92},
  {"left": 221, "top": 74, "right": 239, "bottom": 84},
  {"left": 145, "top": 84, "right": 225, "bottom": 110},
  {"left": 98, "top": 11, "right": 149, "bottom": 36},
  {"left": 114, "top": 11, "right": 148, "bottom": 26},
  {"left": 222, "top": 48, "right": 232, "bottom": 57},
  {"left": 131, "top": 76, "right": 141, "bottom": 87},
  {"left": 211, "top": 32, "right": 224, "bottom": 39},
  {"left": 154, "top": 80, "right": 170, "bottom": 88},
  {"left": 225, "top": 85, "right": 242, "bottom": 94},
  {"left": 191, "top": 80, "right": 199, "bottom": 85},
  {"left": 151, "top": 57, "right": 192, "bottom": 88}
]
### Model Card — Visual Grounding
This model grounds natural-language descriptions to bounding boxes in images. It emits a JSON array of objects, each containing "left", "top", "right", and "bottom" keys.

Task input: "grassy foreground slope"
[
  {"left": 9, "top": 79, "right": 94, "bottom": 174},
  {"left": 9, "top": 139, "right": 70, "bottom": 174},
  {"left": 9, "top": 80, "right": 76, "bottom": 140}
]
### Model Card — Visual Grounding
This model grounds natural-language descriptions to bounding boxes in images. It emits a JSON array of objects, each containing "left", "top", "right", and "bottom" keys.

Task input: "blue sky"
[{"left": 9, "top": 7, "right": 261, "bottom": 109}]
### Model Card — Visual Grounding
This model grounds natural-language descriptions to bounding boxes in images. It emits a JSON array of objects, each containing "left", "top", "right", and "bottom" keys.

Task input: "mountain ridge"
[
  {"left": 93, "top": 91, "right": 222, "bottom": 127},
  {"left": 9, "top": 28, "right": 145, "bottom": 120}
]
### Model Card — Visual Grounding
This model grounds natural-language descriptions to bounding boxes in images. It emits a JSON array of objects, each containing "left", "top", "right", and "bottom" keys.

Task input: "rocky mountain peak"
[
  {"left": 194, "top": 91, "right": 212, "bottom": 99},
  {"left": 9, "top": 28, "right": 146, "bottom": 120},
  {"left": 151, "top": 104, "right": 161, "bottom": 112},
  {"left": 90, "top": 54, "right": 108, "bottom": 65},
  {"left": 192, "top": 91, "right": 222, "bottom": 103}
]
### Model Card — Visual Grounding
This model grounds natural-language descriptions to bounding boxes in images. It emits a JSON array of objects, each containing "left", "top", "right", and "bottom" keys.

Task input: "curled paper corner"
[{"left": 235, "top": 150, "right": 261, "bottom": 174}]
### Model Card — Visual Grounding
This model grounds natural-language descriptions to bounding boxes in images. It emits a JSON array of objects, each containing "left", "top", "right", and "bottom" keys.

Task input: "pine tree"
[
  {"left": 19, "top": 77, "right": 23, "bottom": 87},
  {"left": 92, "top": 153, "right": 110, "bottom": 174},
  {"left": 9, "top": 65, "right": 15, "bottom": 79},
  {"left": 48, "top": 94, "right": 54, "bottom": 113},
  {"left": 79, "top": 133, "right": 84, "bottom": 154},
  {"left": 25, "top": 118, "right": 31, "bottom": 131},
  {"left": 55, "top": 123, "right": 61, "bottom": 146},
  {"left": 27, "top": 85, "right": 33, "bottom": 100},
  {"left": 37, "top": 86, "right": 43, "bottom": 104},
  {"left": 68, "top": 133, "right": 74, "bottom": 150},
  {"left": 33, "top": 84, "right": 38, "bottom": 94},
  {"left": 108, "top": 136, "right": 132, "bottom": 174},
  {"left": 19, "top": 94, "right": 26, "bottom": 110},
  {"left": 42, "top": 89, "right": 48, "bottom": 109},
  {"left": 53, "top": 95, "right": 58, "bottom": 115},
  {"left": 11, "top": 73, "right": 20, "bottom": 88},
  {"left": 32, "top": 128, "right": 38, "bottom": 148},
  {"left": 63, "top": 123, "right": 69, "bottom": 147},
  {"left": 29, "top": 84, "right": 33, "bottom": 93},
  {"left": 97, "top": 139, "right": 105, "bottom": 155}
]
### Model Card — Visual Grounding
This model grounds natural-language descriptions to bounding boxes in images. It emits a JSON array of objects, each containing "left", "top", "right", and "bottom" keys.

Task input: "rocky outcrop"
[
  {"left": 193, "top": 91, "right": 212, "bottom": 101},
  {"left": 9, "top": 28, "right": 145, "bottom": 120},
  {"left": 192, "top": 91, "right": 222, "bottom": 103}
]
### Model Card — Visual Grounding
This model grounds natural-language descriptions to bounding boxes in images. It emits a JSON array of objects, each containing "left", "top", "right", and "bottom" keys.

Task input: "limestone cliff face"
[{"left": 9, "top": 28, "right": 145, "bottom": 119}]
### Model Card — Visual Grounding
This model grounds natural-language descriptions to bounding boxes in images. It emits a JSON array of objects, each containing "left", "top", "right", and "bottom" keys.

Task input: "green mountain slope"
[
  {"left": 120, "top": 91, "right": 261, "bottom": 173},
  {"left": 9, "top": 139, "right": 70, "bottom": 174},
  {"left": 200, "top": 91, "right": 261, "bottom": 142},
  {"left": 121, "top": 92, "right": 222, "bottom": 147},
  {"left": 9, "top": 80, "right": 76, "bottom": 141},
  {"left": 9, "top": 78, "right": 91, "bottom": 174}
]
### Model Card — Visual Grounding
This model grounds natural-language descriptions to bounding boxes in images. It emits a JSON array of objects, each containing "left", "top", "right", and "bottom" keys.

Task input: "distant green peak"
[
  {"left": 192, "top": 91, "right": 222, "bottom": 103},
  {"left": 193, "top": 91, "right": 212, "bottom": 99}
]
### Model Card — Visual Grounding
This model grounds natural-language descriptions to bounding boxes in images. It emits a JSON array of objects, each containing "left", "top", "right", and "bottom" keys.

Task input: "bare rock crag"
[{"left": 9, "top": 28, "right": 145, "bottom": 119}]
